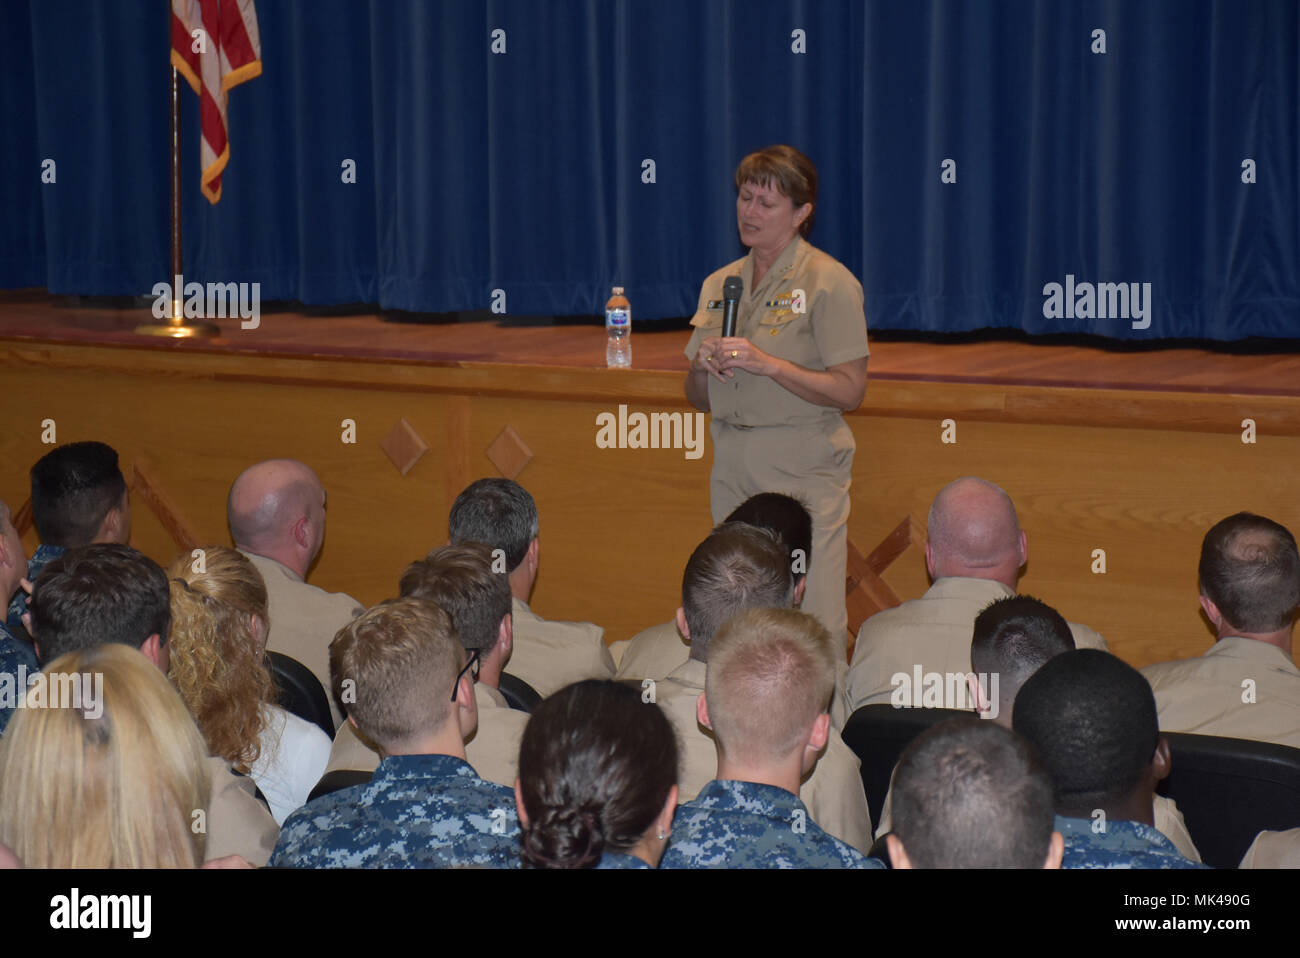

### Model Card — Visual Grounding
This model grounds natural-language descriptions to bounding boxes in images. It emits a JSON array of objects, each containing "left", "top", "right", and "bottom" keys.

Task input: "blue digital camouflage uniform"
[
  {"left": 269, "top": 753, "right": 521, "bottom": 868},
  {"left": 595, "top": 851, "right": 652, "bottom": 869},
  {"left": 1055, "top": 815, "right": 1210, "bottom": 869},
  {"left": 5, "top": 544, "right": 64, "bottom": 634},
  {"left": 660, "top": 779, "right": 884, "bottom": 869},
  {"left": 0, "top": 621, "right": 39, "bottom": 736}
]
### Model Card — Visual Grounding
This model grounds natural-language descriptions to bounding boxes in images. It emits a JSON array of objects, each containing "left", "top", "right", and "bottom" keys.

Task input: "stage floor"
[{"left": 2, "top": 289, "right": 1299, "bottom": 396}]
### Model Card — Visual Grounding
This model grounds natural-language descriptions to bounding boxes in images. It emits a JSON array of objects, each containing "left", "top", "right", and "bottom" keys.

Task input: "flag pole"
[{"left": 137, "top": 54, "right": 218, "bottom": 338}]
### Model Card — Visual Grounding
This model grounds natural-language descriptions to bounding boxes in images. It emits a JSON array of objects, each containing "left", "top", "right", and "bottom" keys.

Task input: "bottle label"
[{"left": 606, "top": 308, "right": 630, "bottom": 329}]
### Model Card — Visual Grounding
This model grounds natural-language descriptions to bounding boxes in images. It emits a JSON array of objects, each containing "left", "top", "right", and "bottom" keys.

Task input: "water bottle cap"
[{"left": 611, "top": 286, "right": 624, "bottom": 295}]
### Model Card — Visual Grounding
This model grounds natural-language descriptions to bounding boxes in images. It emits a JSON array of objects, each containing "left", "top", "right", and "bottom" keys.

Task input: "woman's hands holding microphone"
[{"left": 692, "top": 336, "right": 780, "bottom": 383}]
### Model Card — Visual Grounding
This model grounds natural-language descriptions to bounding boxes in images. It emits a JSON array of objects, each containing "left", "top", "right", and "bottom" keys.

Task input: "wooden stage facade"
[{"left": 3, "top": 289, "right": 1300, "bottom": 672}]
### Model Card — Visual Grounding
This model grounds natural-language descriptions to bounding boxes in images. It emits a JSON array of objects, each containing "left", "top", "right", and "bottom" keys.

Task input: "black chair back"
[
  {"left": 307, "top": 769, "right": 373, "bottom": 804},
  {"left": 1157, "top": 732, "right": 1300, "bottom": 869},
  {"left": 498, "top": 671, "right": 542, "bottom": 713},
  {"left": 842, "top": 703, "right": 973, "bottom": 829},
  {"left": 267, "top": 651, "right": 335, "bottom": 740}
]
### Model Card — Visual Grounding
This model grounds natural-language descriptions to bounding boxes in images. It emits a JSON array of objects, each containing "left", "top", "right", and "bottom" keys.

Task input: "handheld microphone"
[{"left": 721, "top": 275, "right": 743, "bottom": 338}]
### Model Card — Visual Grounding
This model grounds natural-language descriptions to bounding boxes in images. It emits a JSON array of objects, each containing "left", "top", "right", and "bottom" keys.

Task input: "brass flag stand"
[{"left": 136, "top": 58, "right": 218, "bottom": 339}]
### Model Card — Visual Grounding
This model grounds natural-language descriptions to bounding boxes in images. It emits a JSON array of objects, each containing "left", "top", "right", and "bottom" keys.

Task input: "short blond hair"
[
  {"left": 705, "top": 608, "right": 835, "bottom": 763},
  {"left": 0, "top": 644, "right": 211, "bottom": 867},
  {"left": 329, "top": 597, "right": 463, "bottom": 750}
]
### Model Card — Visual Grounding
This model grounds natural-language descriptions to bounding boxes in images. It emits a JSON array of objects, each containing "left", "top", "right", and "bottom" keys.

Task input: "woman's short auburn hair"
[
  {"left": 0, "top": 643, "right": 211, "bottom": 868},
  {"left": 734, "top": 144, "right": 819, "bottom": 238}
]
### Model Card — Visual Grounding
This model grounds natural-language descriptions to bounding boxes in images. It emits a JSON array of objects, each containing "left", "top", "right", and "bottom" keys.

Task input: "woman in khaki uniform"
[{"left": 684, "top": 145, "right": 868, "bottom": 664}]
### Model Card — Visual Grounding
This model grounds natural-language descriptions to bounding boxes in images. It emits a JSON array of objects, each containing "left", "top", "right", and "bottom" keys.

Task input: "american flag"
[{"left": 170, "top": 0, "right": 262, "bottom": 204}]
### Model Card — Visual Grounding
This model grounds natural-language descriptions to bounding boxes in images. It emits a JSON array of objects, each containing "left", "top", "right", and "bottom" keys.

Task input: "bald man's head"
[
  {"left": 926, "top": 478, "right": 1026, "bottom": 587},
  {"left": 227, "top": 460, "right": 327, "bottom": 576}
]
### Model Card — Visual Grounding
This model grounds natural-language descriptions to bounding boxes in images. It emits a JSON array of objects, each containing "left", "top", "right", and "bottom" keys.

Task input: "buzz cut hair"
[
  {"left": 704, "top": 607, "right": 835, "bottom": 764},
  {"left": 682, "top": 522, "right": 794, "bottom": 662},
  {"left": 891, "top": 718, "right": 1056, "bottom": 869},
  {"left": 970, "top": 594, "right": 1075, "bottom": 718},
  {"left": 1012, "top": 649, "right": 1160, "bottom": 813},
  {"left": 329, "top": 597, "right": 464, "bottom": 750},
  {"left": 1198, "top": 512, "right": 1300, "bottom": 633}
]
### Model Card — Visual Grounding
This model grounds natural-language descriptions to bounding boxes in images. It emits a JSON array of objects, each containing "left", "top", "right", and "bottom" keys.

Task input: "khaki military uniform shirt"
[
  {"left": 1141, "top": 636, "right": 1300, "bottom": 750},
  {"left": 323, "top": 683, "right": 527, "bottom": 790},
  {"left": 242, "top": 552, "right": 362, "bottom": 730},
  {"left": 685, "top": 236, "right": 869, "bottom": 660},
  {"left": 205, "top": 755, "right": 280, "bottom": 866},
  {"left": 653, "top": 658, "right": 873, "bottom": 855},
  {"left": 615, "top": 619, "right": 689, "bottom": 682},
  {"left": 846, "top": 577, "right": 1109, "bottom": 714},
  {"left": 508, "top": 597, "right": 614, "bottom": 699},
  {"left": 1238, "top": 827, "right": 1300, "bottom": 868}
]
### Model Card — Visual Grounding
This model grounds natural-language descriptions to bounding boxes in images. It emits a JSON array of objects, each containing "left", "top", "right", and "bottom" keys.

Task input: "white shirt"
[{"left": 249, "top": 704, "right": 332, "bottom": 825}]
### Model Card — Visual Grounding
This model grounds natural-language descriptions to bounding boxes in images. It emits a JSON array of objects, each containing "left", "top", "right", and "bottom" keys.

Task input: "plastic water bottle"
[{"left": 605, "top": 286, "right": 631, "bottom": 368}]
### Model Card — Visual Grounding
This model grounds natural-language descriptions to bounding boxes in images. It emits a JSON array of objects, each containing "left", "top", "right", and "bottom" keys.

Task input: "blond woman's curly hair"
[{"left": 166, "top": 546, "right": 275, "bottom": 773}]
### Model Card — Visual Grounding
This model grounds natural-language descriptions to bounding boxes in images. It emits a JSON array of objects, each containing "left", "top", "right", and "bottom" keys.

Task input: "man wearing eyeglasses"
[
  {"left": 270, "top": 597, "right": 521, "bottom": 869},
  {"left": 322, "top": 544, "right": 529, "bottom": 789}
]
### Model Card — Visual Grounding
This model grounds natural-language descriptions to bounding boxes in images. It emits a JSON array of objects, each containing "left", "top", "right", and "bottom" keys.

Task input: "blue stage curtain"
[{"left": 1, "top": 0, "right": 1295, "bottom": 339}]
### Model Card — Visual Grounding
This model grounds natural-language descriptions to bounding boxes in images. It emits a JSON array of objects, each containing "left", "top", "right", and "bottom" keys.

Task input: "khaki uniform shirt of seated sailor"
[
  {"left": 206, "top": 755, "right": 280, "bottom": 866},
  {"left": 685, "top": 235, "right": 869, "bottom": 428},
  {"left": 653, "top": 658, "right": 873, "bottom": 855},
  {"left": 846, "top": 577, "right": 1109, "bottom": 713},
  {"left": 1141, "top": 636, "right": 1300, "bottom": 750},
  {"left": 324, "top": 682, "right": 528, "bottom": 790},
  {"left": 615, "top": 619, "right": 690, "bottom": 684},
  {"left": 507, "top": 596, "right": 613, "bottom": 699},
  {"left": 1238, "top": 827, "right": 1300, "bottom": 869}
]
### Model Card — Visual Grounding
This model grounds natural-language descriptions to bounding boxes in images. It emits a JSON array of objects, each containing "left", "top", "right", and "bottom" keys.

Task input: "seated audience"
[
  {"left": 887, "top": 717, "right": 1063, "bottom": 868},
  {"left": 449, "top": 478, "right": 613, "bottom": 696},
  {"left": 873, "top": 594, "right": 1200, "bottom": 860},
  {"left": 271, "top": 598, "right": 520, "bottom": 868},
  {"left": 661, "top": 608, "right": 880, "bottom": 869},
  {"left": 7, "top": 441, "right": 131, "bottom": 634},
  {"left": 653, "top": 522, "right": 873, "bottom": 853},
  {"left": 0, "top": 644, "right": 210, "bottom": 867},
  {"left": 167, "top": 546, "right": 331, "bottom": 825},
  {"left": 0, "top": 498, "right": 34, "bottom": 734},
  {"left": 516, "top": 680, "right": 678, "bottom": 869},
  {"left": 27, "top": 543, "right": 280, "bottom": 864},
  {"left": 323, "top": 542, "right": 529, "bottom": 788},
  {"left": 229, "top": 459, "right": 362, "bottom": 729},
  {"left": 1013, "top": 649, "right": 1207, "bottom": 869},
  {"left": 1141, "top": 512, "right": 1300, "bottom": 749},
  {"left": 846, "top": 476, "right": 1107, "bottom": 712}
]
